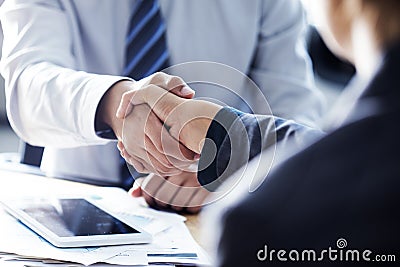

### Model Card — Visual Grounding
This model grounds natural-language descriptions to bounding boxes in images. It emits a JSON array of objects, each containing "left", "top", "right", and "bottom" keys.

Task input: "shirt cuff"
[{"left": 78, "top": 75, "right": 131, "bottom": 144}]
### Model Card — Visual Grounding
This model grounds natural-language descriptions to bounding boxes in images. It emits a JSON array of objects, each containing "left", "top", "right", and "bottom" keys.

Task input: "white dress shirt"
[{"left": 0, "top": 0, "right": 324, "bottom": 182}]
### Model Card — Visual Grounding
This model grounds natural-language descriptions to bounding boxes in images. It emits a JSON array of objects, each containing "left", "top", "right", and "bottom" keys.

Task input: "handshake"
[{"left": 100, "top": 72, "right": 223, "bottom": 212}]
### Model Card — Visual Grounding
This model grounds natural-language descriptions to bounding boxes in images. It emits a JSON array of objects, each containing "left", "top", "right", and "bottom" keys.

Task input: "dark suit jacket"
[{"left": 199, "top": 43, "right": 400, "bottom": 266}]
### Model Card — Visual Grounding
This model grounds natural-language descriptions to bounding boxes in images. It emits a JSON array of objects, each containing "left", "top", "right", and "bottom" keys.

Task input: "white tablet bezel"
[{"left": 0, "top": 197, "right": 152, "bottom": 248}]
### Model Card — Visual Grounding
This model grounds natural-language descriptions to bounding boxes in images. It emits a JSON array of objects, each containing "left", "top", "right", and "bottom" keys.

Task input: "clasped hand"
[
  {"left": 112, "top": 72, "right": 222, "bottom": 212},
  {"left": 116, "top": 72, "right": 222, "bottom": 176}
]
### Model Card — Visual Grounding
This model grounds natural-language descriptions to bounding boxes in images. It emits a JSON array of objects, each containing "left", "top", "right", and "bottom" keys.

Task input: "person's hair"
[{"left": 361, "top": 0, "right": 400, "bottom": 47}]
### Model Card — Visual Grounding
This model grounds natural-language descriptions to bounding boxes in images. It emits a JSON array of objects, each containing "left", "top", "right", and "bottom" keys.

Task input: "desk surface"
[
  {"left": 0, "top": 170, "right": 202, "bottom": 246},
  {"left": 184, "top": 214, "right": 202, "bottom": 246}
]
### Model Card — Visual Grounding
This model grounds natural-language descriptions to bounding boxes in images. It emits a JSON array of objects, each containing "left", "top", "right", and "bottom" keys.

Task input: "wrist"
[
  {"left": 96, "top": 80, "right": 133, "bottom": 139},
  {"left": 181, "top": 101, "right": 222, "bottom": 153},
  {"left": 190, "top": 118, "right": 215, "bottom": 153}
]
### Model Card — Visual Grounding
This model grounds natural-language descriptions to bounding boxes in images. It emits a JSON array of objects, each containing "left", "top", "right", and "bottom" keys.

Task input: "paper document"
[{"left": 0, "top": 186, "right": 210, "bottom": 266}]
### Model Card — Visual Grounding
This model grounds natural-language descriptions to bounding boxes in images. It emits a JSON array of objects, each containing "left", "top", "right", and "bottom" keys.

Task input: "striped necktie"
[
  {"left": 120, "top": 0, "right": 169, "bottom": 188},
  {"left": 123, "top": 0, "right": 169, "bottom": 80}
]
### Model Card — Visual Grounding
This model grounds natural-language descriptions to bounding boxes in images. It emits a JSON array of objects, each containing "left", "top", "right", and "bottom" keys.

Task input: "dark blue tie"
[
  {"left": 120, "top": 0, "right": 170, "bottom": 188},
  {"left": 123, "top": 0, "right": 169, "bottom": 80}
]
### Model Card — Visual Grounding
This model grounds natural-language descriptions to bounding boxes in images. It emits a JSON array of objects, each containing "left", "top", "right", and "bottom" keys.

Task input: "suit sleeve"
[
  {"left": 249, "top": 0, "right": 325, "bottom": 126},
  {"left": 198, "top": 107, "right": 323, "bottom": 191}
]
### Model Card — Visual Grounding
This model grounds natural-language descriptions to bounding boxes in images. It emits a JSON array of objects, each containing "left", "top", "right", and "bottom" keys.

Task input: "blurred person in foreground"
[{"left": 118, "top": 0, "right": 400, "bottom": 265}]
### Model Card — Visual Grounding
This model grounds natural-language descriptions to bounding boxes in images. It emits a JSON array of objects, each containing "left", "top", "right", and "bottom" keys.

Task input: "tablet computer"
[{"left": 0, "top": 197, "right": 152, "bottom": 248}]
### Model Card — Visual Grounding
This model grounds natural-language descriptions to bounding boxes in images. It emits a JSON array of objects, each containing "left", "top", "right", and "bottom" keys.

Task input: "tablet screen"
[{"left": 21, "top": 199, "right": 139, "bottom": 237}]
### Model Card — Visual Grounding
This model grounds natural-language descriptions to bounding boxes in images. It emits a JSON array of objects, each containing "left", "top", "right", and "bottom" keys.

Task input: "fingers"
[
  {"left": 173, "top": 173, "right": 210, "bottom": 213},
  {"left": 144, "top": 111, "right": 194, "bottom": 174},
  {"left": 148, "top": 72, "right": 195, "bottom": 99},
  {"left": 116, "top": 73, "right": 194, "bottom": 119},
  {"left": 138, "top": 172, "right": 210, "bottom": 214},
  {"left": 121, "top": 138, "right": 184, "bottom": 176},
  {"left": 144, "top": 133, "right": 177, "bottom": 172},
  {"left": 128, "top": 177, "right": 145, "bottom": 198},
  {"left": 139, "top": 173, "right": 166, "bottom": 208},
  {"left": 118, "top": 141, "right": 147, "bottom": 172},
  {"left": 185, "top": 187, "right": 210, "bottom": 213},
  {"left": 145, "top": 149, "right": 183, "bottom": 176},
  {"left": 151, "top": 175, "right": 183, "bottom": 210},
  {"left": 116, "top": 85, "right": 183, "bottom": 120},
  {"left": 159, "top": 124, "right": 196, "bottom": 163},
  {"left": 129, "top": 187, "right": 142, "bottom": 197},
  {"left": 145, "top": 113, "right": 194, "bottom": 163},
  {"left": 120, "top": 104, "right": 194, "bottom": 176},
  {"left": 128, "top": 85, "right": 185, "bottom": 124}
]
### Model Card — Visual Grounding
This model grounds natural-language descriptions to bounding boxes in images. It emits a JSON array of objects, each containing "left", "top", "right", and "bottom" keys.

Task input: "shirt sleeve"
[
  {"left": 198, "top": 107, "right": 324, "bottom": 191},
  {"left": 249, "top": 0, "right": 326, "bottom": 127},
  {"left": 0, "top": 0, "right": 126, "bottom": 148}
]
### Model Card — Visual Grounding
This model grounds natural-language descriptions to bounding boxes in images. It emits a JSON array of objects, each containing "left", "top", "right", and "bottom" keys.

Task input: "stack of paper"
[{"left": 0, "top": 187, "right": 211, "bottom": 266}]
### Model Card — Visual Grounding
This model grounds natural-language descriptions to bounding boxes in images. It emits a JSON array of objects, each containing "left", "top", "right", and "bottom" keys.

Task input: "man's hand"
[
  {"left": 116, "top": 84, "right": 223, "bottom": 154},
  {"left": 97, "top": 72, "right": 196, "bottom": 176},
  {"left": 117, "top": 104, "right": 194, "bottom": 175},
  {"left": 116, "top": 73, "right": 195, "bottom": 119},
  {"left": 129, "top": 171, "right": 210, "bottom": 214}
]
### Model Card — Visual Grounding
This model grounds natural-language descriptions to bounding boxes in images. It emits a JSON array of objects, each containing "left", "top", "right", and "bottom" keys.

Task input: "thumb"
[
  {"left": 128, "top": 178, "right": 144, "bottom": 198},
  {"left": 147, "top": 72, "right": 195, "bottom": 99},
  {"left": 169, "top": 85, "right": 195, "bottom": 99},
  {"left": 116, "top": 90, "right": 135, "bottom": 119},
  {"left": 131, "top": 85, "right": 186, "bottom": 123},
  {"left": 128, "top": 185, "right": 143, "bottom": 198},
  {"left": 116, "top": 86, "right": 193, "bottom": 119}
]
